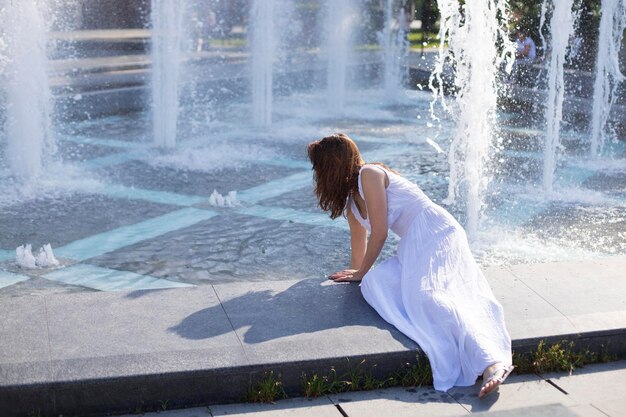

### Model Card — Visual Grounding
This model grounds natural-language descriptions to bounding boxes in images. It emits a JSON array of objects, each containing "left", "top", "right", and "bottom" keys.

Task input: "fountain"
[
  {"left": 589, "top": 0, "right": 626, "bottom": 158},
  {"left": 381, "top": 0, "right": 408, "bottom": 101},
  {"left": 1, "top": 0, "right": 56, "bottom": 179},
  {"left": 0, "top": 0, "right": 623, "bottom": 299},
  {"left": 431, "top": 0, "right": 515, "bottom": 237},
  {"left": 325, "top": 0, "right": 355, "bottom": 112},
  {"left": 251, "top": 0, "right": 275, "bottom": 127},
  {"left": 151, "top": 0, "right": 185, "bottom": 148},
  {"left": 541, "top": 0, "right": 578, "bottom": 193}
]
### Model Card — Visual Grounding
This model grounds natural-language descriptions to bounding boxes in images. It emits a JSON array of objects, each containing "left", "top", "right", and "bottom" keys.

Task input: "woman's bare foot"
[{"left": 479, "top": 363, "right": 513, "bottom": 399}]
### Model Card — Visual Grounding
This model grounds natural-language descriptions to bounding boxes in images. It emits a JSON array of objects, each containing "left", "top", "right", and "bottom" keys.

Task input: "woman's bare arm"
[
  {"left": 351, "top": 166, "right": 388, "bottom": 280},
  {"left": 330, "top": 166, "right": 388, "bottom": 282},
  {"left": 348, "top": 208, "right": 367, "bottom": 269},
  {"left": 328, "top": 207, "right": 367, "bottom": 281}
]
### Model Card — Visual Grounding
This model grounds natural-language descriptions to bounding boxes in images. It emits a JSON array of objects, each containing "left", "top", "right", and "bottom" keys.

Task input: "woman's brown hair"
[{"left": 307, "top": 133, "right": 363, "bottom": 219}]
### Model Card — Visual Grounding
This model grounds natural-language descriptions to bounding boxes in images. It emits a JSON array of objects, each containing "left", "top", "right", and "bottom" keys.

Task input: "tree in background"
[
  {"left": 508, "top": 0, "right": 601, "bottom": 70},
  {"left": 413, "top": 0, "right": 605, "bottom": 71}
]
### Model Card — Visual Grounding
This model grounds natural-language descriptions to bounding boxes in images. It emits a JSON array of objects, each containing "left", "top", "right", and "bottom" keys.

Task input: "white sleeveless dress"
[{"left": 350, "top": 165, "right": 512, "bottom": 392}]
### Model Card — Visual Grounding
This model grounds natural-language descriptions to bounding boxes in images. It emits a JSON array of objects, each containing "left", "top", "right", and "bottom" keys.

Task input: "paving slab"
[
  {"left": 544, "top": 361, "right": 626, "bottom": 417},
  {"left": 471, "top": 404, "right": 581, "bottom": 417},
  {"left": 0, "top": 286, "right": 252, "bottom": 416},
  {"left": 0, "top": 296, "right": 50, "bottom": 381},
  {"left": 567, "top": 404, "right": 611, "bottom": 417},
  {"left": 447, "top": 373, "right": 573, "bottom": 414},
  {"left": 0, "top": 296, "right": 55, "bottom": 417},
  {"left": 508, "top": 257, "right": 626, "bottom": 319},
  {"left": 329, "top": 386, "right": 467, "bottom": 417},
  {"left": 213, "top": 278, "right": 419, "bottom": 396},
  {"left": 117, "top": 406, "right": 211, "bottom": 417},
  {"left": 213, "top": 279, "right": 418, "bottom": 364},
  {"left": 594, "top": 399, "right": 626, "bottom": 417},
  {"left": 211, "top": 396, "right": 341, "bottom": 417},
  {"left": 44, "top": 286, "right": 246, "bottom": 377},
  {"left": 484, "top": 266, "right": 576, "bottom": 340}
]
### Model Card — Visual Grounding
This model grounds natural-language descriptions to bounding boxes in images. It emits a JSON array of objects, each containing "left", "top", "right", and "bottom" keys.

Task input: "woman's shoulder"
[
  {"left": 360, "top": 164, "right": 388, "bottom": 175},
  {"left": 359, "top": 164, "right": 390, "bottom": 191}
]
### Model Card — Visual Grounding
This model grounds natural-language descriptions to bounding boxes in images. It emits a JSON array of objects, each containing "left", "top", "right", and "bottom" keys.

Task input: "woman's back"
[{"left": 352, "top": 164, "right": 444, "bottom": 237}]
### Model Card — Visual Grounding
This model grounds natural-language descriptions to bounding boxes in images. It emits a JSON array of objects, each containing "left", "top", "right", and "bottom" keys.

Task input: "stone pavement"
[
  {"left": 116, "top": 361, "right": 626, "bottom": 417},
  {"left": 1, "top": 257, "right": 625, "bottom": 416}
]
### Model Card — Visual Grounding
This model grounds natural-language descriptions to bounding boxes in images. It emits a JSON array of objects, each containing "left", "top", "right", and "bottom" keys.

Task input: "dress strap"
[{"left": 349, "top": 194, "right": 370, "bottom": 230}]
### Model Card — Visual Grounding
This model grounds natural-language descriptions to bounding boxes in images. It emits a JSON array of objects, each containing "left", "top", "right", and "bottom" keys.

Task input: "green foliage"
[
  {"left": 246, "top": 371, "right": 287, "bottom": 403},
  {"left": 27, "top": 410, "right": 42, "bottom": 417},
  {"left": 301, "top": 360, "right": 413, "bottom": 398},
  {"left": 407, "top": 32, "right": 441, "bottom": 49},
  {"left": 598, "top": 343, "right": 618, "bottom": 363},
  {"left": 301, "top": 367, "right": 345, "bottom": 397},
  {"left": 158, "top": 399, "right": 169, "bottom": 411},
  {"left": 392, "top": 358, "right": 433, "bottom": 387},
  {"left": 251, "top": 339, "right": 611, "bottom": 404},
  {"left": 514, "top": 340, "right": 596, "bottom": 374}
]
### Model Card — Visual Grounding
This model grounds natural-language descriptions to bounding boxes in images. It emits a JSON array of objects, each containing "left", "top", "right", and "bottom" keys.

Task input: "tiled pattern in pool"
[
  {"left": 268, "top": 137, "right": 387, "bottom": 160},
  {"left": 257, "top": 186, "right": 321, "bottom": 213},
  {"left": 89, "top": 212, "right": 400, "bottom": 284},
  {"left": 0, "top": 276, "right": 97, "bottom": 299},
  {"left": 61, "top": 114, "right": 150, "bottom": 143},
  {"left": 99, "top": 160, "right": 302, "bottom": 197},
  {"left": 56, "top": 140, "right": 121, "bottom": 162},
  {"left": 0, "top": 193, "right": 178, "bottom": 250},
  {"left": 0, "top": 98, "right": 622, "bottom": 297},
  {"left": 89, "top": 213, "right": 352, "bottom": 283}
]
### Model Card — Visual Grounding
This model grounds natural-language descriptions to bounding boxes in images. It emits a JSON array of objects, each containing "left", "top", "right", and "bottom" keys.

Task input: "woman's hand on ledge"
[{"left": 328, "top": 269, "right": 364, "bottom": 282}]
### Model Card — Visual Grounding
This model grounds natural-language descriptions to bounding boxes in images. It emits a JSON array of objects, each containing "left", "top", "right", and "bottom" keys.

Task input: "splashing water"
[
  {"left": 430, "top": 0, "right": 515, "bottom": 237},
  {"left": 251, "top": 0, "right": 275, "bottom": 127},
  {"left": 326, "top": 0, "right": 355, "bottom": 112},
  {"left": 1, "top": 0, "right": 56, "bottom": 180},
  {"left": 381, "top": 0, "right": 408, "bottom": 101},
  {"left": 0, "top": 37, "right": 8, "bottom": 75},
  {"left": 589, "top": 0, "right": 626, "bottom": 158},
  {"left": 541, "top": 0, "right": 578, "bottom": 193},
  {"left": 151, "top": 0, "right": 185, "bottom": 148}
]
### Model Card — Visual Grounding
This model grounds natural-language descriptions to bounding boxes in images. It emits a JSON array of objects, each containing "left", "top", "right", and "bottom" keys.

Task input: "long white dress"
[{"left": 351, "top": 165, "right": 512, "bottom": 392}]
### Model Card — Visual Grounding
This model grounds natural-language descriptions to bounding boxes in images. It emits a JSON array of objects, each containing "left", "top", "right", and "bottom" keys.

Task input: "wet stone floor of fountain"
[{"left": 0, "top": 93, "right": 624, "bottom": 298}]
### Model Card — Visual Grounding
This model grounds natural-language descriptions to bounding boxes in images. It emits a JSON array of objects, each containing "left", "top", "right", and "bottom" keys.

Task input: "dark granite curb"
[
  {"left": 0, "top": 351, "right": 420, "bottom": 417},
  {"left": 0, "top": 308, "right": 626, "bottom": 417},
  {"left": 1, "top": 325, "right": 625, "bottom": 417}
]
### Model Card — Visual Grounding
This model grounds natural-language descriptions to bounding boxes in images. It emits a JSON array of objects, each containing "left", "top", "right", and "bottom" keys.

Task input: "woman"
[{"left": 307, "top": 133, "right": 513, "bottom": 398}]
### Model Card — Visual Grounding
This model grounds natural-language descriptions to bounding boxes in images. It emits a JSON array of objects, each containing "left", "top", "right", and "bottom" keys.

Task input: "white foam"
[
  {"left": 16, "top": 244, "right": 37, "bottom": 269},
  {"left": 35, "top": 243, "right": 60, "bottom": 267},
  {"left": 208, "top": 190, "right": 239, "bottom": 207},
  {"left": 16, "top": 243, "right": 60, "bottom": 269},
  {"left": 472, "top": 226, "right": 614, "bottom": 267},
  {"left": 0, "top": 161, "right": 102, "bottom": 209},
  {"left": 146, "top": 142, "right": 277, "bottom": 172}
]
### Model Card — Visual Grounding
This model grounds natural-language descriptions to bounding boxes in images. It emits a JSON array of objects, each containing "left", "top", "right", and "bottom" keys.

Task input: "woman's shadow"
[{"left": 166, "top": 279, "right": 416, "bottom": 348}]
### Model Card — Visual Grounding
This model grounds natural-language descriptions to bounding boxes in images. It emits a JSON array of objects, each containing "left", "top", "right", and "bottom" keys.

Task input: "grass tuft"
[
  {"left": 301, "top": 367, "right": 345, "bottom": 397},
  {"left": 393, "top": 357, "right": 433, "bottom": 387},
  {"left": 246, "top": 371, "right": 287, "bottom": 403},
  {"left": 514, "top": 340, "right": 596, "bottom": 374},
  {"left": 301, "top": 360, "right": 410, "bottom": 397}
]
